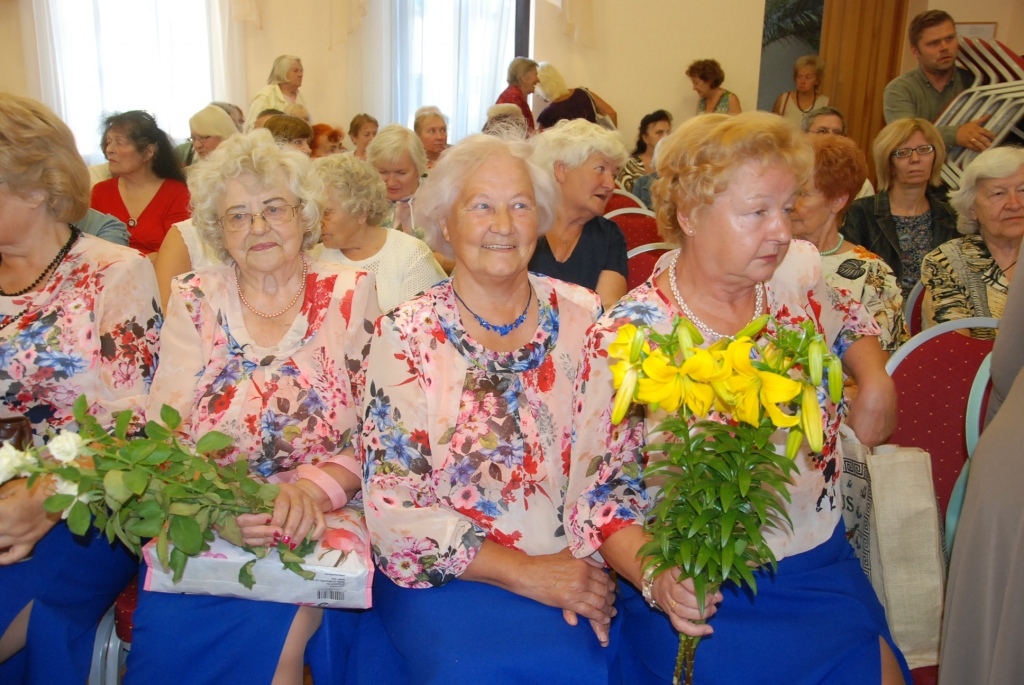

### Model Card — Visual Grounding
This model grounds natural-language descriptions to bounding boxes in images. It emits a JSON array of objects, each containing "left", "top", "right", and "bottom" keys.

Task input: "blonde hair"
[
  {"left": 536, "top": 63, "right": 569, "bottom": 101},
  {"left": 0, "top": 93, "right": 90, "bottom": 223},
  {"left": 413, "top": 108, "right": 447, "bottom": 135},
  {"left": 531, "top": 118, "right": 628, "bottom": 174},
  {"left": 366, "top": 124, "right": 428, "bottom": 178},
  {"left": 793, "top": 55, "right": 825, "bottom": 87},
  {"left": 872, "top": 118, "right": 945, "bottom": 192},
  {"left": 414, "top": 134, "right": 559, "bottom": 261},
  {"left": 187, "top": 129, "right": 322, "bottom": 262},
  {"left": 652, "top": 112, "right": 813, "bottom": 245},
  {"left": 313, "top": 154, "right": 389, "bottom": 227},
  {"left": 267, "top": 55, "right": 301, "bottom": 85}
]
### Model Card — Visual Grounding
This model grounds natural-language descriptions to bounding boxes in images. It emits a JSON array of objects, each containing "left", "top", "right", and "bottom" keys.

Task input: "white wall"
[
  {"left": 0, "top": 0, "right": 29, "bottom": 97},
  {"left": 532, "top": 0, "right": 766, "bottom": 148}
]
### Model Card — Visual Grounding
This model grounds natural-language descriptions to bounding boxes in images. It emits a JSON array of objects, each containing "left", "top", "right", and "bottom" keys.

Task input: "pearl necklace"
[
  {"left": 820, "top": 234, "right": 845, "bottom": 256},
  {"left": 236, "top": 258, "right": 308, "bottom": 319},
  {"left": 668, "top": 251, "right": 763, "bottom": 341}
]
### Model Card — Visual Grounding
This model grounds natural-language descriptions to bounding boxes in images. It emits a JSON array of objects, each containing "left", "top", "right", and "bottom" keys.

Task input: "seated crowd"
[{"left": 0, "top": 7, "right": 1022, "bottom": 684}]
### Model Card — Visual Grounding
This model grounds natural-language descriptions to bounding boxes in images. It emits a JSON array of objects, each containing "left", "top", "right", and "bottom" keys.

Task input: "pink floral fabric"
[
  {"left": 362, "top": 275, "right": 602, "bottom": 588},
  {"left": 0, "top": 234, "right": 160, "bottom": 435},
  {"left": 146, "top": 260, "right": 379, "bottom": 479},
  {"left": 565, "top": 241, "right": 882, "bottom": 562}
]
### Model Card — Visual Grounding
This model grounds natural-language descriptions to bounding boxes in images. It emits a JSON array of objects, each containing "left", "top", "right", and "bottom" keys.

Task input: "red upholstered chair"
[
  {"left": 606, "top": 208, "right": 660, "bottom": 252},
  {"left": 626, "top": 243, "right": 673, "bottom": 291},
  {"left": 884, "top": 317, "right": 999, "bottom": 517},
  {"left": 904, "top": 281, "right": 925, "bottom": 337},
  {"left": 603, "top": 189, "right": 643, "bottom": 214},
  {"left": 89, "top": 575, "right": 139, "bottom": 684}
]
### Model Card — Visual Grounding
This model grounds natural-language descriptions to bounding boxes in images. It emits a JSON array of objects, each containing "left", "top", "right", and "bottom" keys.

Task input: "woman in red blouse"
[{"left": 90, "top": 111, "right": 190, "bottom": 255}]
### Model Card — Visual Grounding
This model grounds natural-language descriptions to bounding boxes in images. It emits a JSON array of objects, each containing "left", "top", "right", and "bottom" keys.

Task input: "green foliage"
[{"left": 763, "top": 0, "right": 824, "bottom": 51}]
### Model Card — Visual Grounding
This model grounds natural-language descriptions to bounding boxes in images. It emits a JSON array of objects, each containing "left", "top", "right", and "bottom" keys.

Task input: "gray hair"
[
  {"left": 536, "top": 63, "right": 568, "bottom": 102},
  {"left": 188, "top": 129, "right": 322, "bottom": 262},
  {"left": 531, "top": 118, "right": 628, "bottom": 174},
  {"left": 801, "top": 106, "right": 847, "bottom": 135},
  {"left": 313, "top": 154, "right": 390, "bottom": 227},
  {"left": 950, "top": 146, "right": 1024, "bottom": 235},
  {"left": 413, "top": 134, "right": 559, "bottom": 260},
  {"left": 413, "top": 107, "right": 447, "bottom": 135},
  {"left": 367, "top": 124, "right": 428, "bottom": 178},
  {"left": 507, "top": 57, "right": 539, "bottom": 86},
  {"left": 267, "top": 55, "right": 301, "bottom": 85}
]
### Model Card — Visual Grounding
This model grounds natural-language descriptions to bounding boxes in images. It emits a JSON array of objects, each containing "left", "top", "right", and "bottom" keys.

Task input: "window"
[
  {"left": 39, "top": 0, "right": 215, "bottom": 163},
  {"left": 391, "top": 0, "right": 516, "bottom": 142}
]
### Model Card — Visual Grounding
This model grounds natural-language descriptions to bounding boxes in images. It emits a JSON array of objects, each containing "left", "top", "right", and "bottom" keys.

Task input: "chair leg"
[
  {"left": 89, "top": 606, "right": 116, "bottom": 685},
  {"left": 103, "top": 630, "right": 125, "bottom": 685}
]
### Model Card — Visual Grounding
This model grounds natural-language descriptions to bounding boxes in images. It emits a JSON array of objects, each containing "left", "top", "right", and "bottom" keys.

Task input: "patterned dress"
[
  {"left": 127, "top": 260, "right": 380, "bottom": 685},
  {"left": 698, "top": 90, "right": 734, "bottom": 114},
  {"left": 0, "top": 234, "right": 161, "bottom": 685},
  {"left": 564, "top": 241, "right": 909, "bottom": 685},
  {"left": 823, "top": 245, "right": 908, "bottom": 352},
  {"left": 617, "top": 155, "right": 648, "bottom": 193},
  {"left": 920, "top": 234, "right": 1010, "bottom": 340},
  {"left": 893, "top": 209, "right": 933, "bottom": 297},
  {"left": 363, "top": 275, "right": 602, "bottom": 584}
]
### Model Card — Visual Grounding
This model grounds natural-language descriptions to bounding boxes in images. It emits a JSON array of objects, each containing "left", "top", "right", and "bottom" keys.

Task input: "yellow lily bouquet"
[{"left": 608, "top": 314, "right": 842, "bottom": 685}]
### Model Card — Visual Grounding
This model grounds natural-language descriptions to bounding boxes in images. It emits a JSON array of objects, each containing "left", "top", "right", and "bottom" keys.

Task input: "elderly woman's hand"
[
  {"left": 0, "top": 477, "right": 59, "bottom": 565},
  {"left": 235, "top": 482, "right": 327, "bottom": 549},
  {"left": 521, "top": 549, "right": 618, "bottom": 643},
  {"left": 841, "top": 336, "right": 897, "bottom": 448},
  {"left": 651, "top": 568, "right": 723, "bottom": 637}
]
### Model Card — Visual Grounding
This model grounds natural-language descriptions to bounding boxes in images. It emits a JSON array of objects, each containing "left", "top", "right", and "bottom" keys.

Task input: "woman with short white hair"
[
  {"left": 530, "top": 118, "right": 629, "bottom": 307},
  {"left": 245, "top": 55, "right": 309, "bottom": 132},
  {"left": 921, "top": 145, "right": 1024, "bottom": 339},
  {"left": 313, "top": 154, "right": 445, "bottom": 312},
  {"left": 362, "top": 133, "right": 616, "bottom": 683}
]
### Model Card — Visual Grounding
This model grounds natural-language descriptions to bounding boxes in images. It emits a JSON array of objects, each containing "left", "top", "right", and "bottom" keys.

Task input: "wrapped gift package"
[{"left": 142, "top": 506, "right": 373, "bottom": 609}]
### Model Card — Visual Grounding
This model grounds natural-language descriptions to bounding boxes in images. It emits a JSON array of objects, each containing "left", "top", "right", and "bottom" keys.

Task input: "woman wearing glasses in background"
[
  {"left": 842, "top": 118, "right": 957, "bottom": 297},
  {"left": 126, "top": 129, "right": 379, "bottom": 685}
]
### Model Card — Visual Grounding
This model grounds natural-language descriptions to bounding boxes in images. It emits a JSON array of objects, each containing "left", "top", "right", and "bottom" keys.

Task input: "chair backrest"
[
  {"left": 626, "top": 242, "right": 674, "bottom": 290},
  {"left": 606, "top": 208, "right": 660, "bottom": 252},
  {"left": 904, "top": 281, "right": 925, "bottom": 336},
  {"left": 604, "top": 189, "right": 643, "bottom": 213},
  {"left": 885, "top": 317, "right": 999, "bottom": 515}
]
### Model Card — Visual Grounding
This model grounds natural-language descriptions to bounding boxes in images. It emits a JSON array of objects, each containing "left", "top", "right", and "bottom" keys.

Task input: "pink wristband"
[
  {"left": 296, "top": 464, "right": 349, "bottom": 511},
  {"left": 324, "top": 454, "right": 361, "bottom": 479}
]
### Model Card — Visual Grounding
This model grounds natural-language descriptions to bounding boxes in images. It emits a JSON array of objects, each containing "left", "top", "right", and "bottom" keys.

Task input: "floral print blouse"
[
  {"left": 0, "top": 234, "right": 160, "bottom": 436},
  {"left": 147, "top": 260, "right": 379, "bottom": 480},
  {"left": 822, "top": 245, "right": 908, "bottom": 352},
  {"left": 362, "top": 275, "right": 602, "bottom": 588},
  {"left": 565, "top": 241, "right": 882, "bottom": 563}
]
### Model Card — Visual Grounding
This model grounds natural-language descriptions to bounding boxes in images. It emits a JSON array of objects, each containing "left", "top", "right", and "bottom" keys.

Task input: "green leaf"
[
  {"left": 738, "top": 470, "right": 752, "bottom": 497},
  {"left": 195, "top": 431, "right": 234, "bottom": 455},
  {"left": 103, "top": 471, "right": 134, "bottom": 501},
  {"left": 257, "top": 482, "right": 280, "bottom": 503},
  {"left": 132, "top": 498, "right": 163, "bottom": 519},
  {"left": 73, "top": 394, "right": 89, "bottom": 424},
  {"left": 239, "top": 559, "right": 257, "bottom": 589},
  {"left": 43, "top": 494, "right": 75, "bottom": 513},
  {"left": 168, "top": 502, "right": 202, "bottom": 516},
  {"left": 169, "top": 546, "right": 188, "bottom": 583},
  {"left": 585, "top": 456, "right": 602, "bottom": 477},
  {"left": 67, "top": 501, "right": 91, "bottom": 536},
  {"left": 127, "top": 517, "right": 165, "bottom": 537},
  {"left": 279, "top": 549, "right": 305, "bottom": 565},
  {"left": 687, "top": 509, "right": 718, "bottom": 539},
  {"left": 217, "top": 516, "right": 245, "bottom": 547},
  {"left": 157, "top": 528, "right": 170, "bottom": 569},
  {"left": 169, "top": 514, "right": 203, "bottom": 556},
  {"left": 694, "top": 542, "right": 712, "bottom": 575},
  {"left": 720, "top": 543, "right": 734, "bottom": 581},
  {"left": 720, "top": 482, "right": 736, "bottom": 513},
  {"left": 114, "top": 410, "right": 133, "bottom": 440},
  {"left": 283, "top": 562, "right": 315, "bottom": 580},
  {"left": 144, "top": 421, "right": 172, "bottom": 442},
  {"left": 123, "top": 468, "right": 149, "bottom": 496},
  {"left": 160, "top": 404, "right": 181, "bottom": 431}
]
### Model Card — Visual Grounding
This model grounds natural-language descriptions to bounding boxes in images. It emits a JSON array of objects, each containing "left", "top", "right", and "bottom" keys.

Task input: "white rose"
[
  {"left": 0, "top": 442, "right": 33, "bottom": 484},
  {"left": 52, "top": 475, "right": 82, "bottom": 519},
  {"left": 48, "top": 431, "right": 84, "bottom": 464}
]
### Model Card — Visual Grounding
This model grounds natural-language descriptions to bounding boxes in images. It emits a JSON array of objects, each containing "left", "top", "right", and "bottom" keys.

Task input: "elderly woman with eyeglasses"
[
  {"left": 125, "top": 129, "right": 379, "bottom": 685},
  {"left": 842, "top": 118, "right": 957, "bottom": 298},
  {"left": 360, "top": 133, "right": 616, "bottom": 684},
  {"left": 920, "top": 146, "right": 1024, "bottom": 340}
]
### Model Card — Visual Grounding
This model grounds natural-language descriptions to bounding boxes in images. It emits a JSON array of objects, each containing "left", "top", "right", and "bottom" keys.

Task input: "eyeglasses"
[
  {"left": 810, "top": 127, "right": 844, "bottom": 136},
  {"left": 218, "top": 202, "right": 303, "bottom": 232},
  {"left": 892, "top": 144, "right": 935, "bottom": 158}
]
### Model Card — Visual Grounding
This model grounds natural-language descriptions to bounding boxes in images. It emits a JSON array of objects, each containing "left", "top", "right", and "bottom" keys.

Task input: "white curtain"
[
  {"left": 388, "top": 0, "right": 515, "bottom": 141},
  {"left": 30, "top": 0, "right": 215, "bottom": 164}
]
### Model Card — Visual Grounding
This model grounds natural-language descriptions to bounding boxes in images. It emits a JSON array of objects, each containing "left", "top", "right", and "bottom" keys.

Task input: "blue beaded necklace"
[{"left": 452, "top": 283, "right": 532, "bottom": 336}]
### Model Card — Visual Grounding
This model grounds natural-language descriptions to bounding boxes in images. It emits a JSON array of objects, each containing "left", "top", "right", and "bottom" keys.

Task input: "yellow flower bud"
[
  {"left": 734, "top": 313, "right": 771, "bottom": 340},
  {"left": 828, "top": 358, "right": 844, "bottom": 405},
  {"left": 785, "top": 427, "right": 804, "bottom": 460},
  {"left": 678, "top": 317, "right": 704, "bottom": 346},
  {"left": 808, "top": 339, "right": 824, "bottom": 387},
  {"left": 676, "top": 323, "right": 695, "bottom": 361},
  {"left": 630, "top": 327, "right": 646, "bottom": 364},
  {"left": 800, "top": 384, "right": 824, "bottom": 453},
  {"left": 611, "top": 366, "right": 639, "bottom": 425}
]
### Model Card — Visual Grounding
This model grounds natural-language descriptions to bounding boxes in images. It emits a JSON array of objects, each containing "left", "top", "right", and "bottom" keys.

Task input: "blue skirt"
[
  {"left": 124, "top": 560, "right": 362, "bottom": 685},
  {"left": 614, "top": 522, "right": 912, "bottom": 684},
  {"left": 0, "top": 523, "right": 137, "bottom": 684},
  {"left": 354, "top": 573, "right": 621, "bottom": 685}
]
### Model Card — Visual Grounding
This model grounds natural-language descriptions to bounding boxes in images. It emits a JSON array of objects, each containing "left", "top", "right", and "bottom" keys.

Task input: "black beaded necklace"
[
  {"left": 0, "top": 225, "right": 80, "bottom": 297},
  {"left": 452, "top": 283, "right": 532, "bottom": 336}
]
